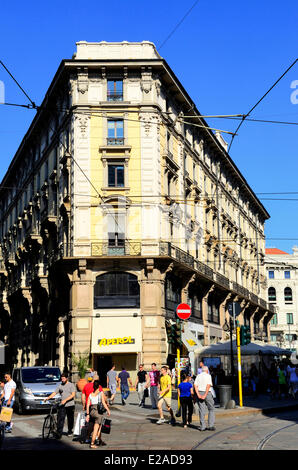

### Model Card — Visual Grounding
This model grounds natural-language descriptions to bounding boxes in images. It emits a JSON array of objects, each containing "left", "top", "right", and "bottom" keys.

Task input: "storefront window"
[{"left": 94, "top": 272, "right": 140, "bottom": 308}]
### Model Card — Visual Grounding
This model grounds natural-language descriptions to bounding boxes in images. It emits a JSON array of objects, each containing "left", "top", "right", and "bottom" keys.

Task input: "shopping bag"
[
  {"left": 101, "top": 418, "right": 112, "bottom": 434},
  {"left": 0, "top": 406, "right": 13, "bottom": 423},
  {"left": 74, "top": 411, "right": 86, "bottom": 436}
]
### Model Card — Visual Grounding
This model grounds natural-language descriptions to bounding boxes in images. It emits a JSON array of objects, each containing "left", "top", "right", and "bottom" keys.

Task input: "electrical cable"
[
  {"left": 0, "top": 60, "right": 37, "bottom": 109},
  {"left": 157, "top": 0, "right": 200, "bottom": 50},
  {"left": 228, "top": 57, "right": 298, "bottom": 152}
]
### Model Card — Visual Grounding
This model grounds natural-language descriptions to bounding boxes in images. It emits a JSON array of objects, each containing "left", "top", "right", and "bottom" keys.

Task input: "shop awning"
[{"left": 198, "top": 340, "right": 291, "bottom": 356}]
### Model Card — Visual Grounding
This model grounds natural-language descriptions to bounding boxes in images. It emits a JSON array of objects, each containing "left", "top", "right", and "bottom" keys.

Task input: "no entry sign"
[{"left": 176, "top": 303, "right": 191, "bottom": 320}]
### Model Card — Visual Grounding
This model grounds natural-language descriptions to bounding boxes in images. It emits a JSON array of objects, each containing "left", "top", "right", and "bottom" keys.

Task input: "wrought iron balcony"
[
  {"left": 91, "top": 241, "right": 142, "bottom": 257},
  {"left": 159, "top": 242, "right": 194, "bottom": 268},
  {"left": 107, "top": 137, "right": 125, "bottom": 146},
  {"left": 107, "top": 92, "right": 123, "bottom": 102}
]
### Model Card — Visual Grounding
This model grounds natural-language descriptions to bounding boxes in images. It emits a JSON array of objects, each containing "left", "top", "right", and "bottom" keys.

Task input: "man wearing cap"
[{"left": 82, "top": 375, "right": 102, "bottom": 411}]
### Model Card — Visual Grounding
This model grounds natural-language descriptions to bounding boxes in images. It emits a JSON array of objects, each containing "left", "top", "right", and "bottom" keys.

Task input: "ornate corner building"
[{"left": 0, "top": 41, "right": 276, "bottom": 381}]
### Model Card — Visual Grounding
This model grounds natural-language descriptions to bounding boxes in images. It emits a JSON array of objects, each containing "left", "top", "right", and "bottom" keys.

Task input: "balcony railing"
[
  {"left": 107, "top": 92, "right": 123, "bottom": 102},
  {"left": 91, "top": 241, "right": 142, "bottom": 257},
  {"left": 216, "top": 273, "right": 230, "bottom": 289},
  {"left": 107, "top": 137, "right": 125, "bottom": 146}
]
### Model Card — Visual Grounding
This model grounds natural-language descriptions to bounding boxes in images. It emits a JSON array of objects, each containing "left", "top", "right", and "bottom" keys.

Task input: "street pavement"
[{"left": 2, "top": 390, "right": 298, "bottom": 451}]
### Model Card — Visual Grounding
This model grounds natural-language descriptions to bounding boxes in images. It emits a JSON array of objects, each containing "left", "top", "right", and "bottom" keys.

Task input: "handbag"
[
  {"left": 97, "top": 403, "right": 105, "bottom": 414},
  {"left": 101, "top": 417, "right": 112, "bottom": 434},
  {"left": 97, "top": 392, "right": 106, "bottom": 414},
  {"left": 144, "top": 387, "right": 149, "bottom": 398}
]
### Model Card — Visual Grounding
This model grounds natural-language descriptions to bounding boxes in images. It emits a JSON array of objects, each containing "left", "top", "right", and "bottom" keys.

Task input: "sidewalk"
[{"left": 76, "top": 389, "right": 298, "bottom": 421}]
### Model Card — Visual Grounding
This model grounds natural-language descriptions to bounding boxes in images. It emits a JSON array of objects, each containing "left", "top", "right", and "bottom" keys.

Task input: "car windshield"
[{"left": 21, "top": 368, "right": 61, "bottom": 383}]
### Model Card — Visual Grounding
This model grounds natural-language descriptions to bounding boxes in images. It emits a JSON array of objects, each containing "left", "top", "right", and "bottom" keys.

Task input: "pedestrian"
[
  {"left": 107, "top": 364, "right": 118, "bottom": 405},
  {"left": 86, "top": 379, "right": 110, "bottom": 448},
  {"left": 249, "top": 363, "right": 259, "bottom": 397},
  {"left": 0, "top": 379, "right": 5, "bottom": 397},
  {"left": 268, "top": 362, "right": 278, "bottom": 399},
  {"left": 194, "top": 365, "right": 215, "bottom": 431},
  {"left": 0, "top": 372, "right": 16, "bottom": 433},
  {"left": 156, "top": 366, "right": 176, "bottom": 425},
  {"left": 197, "top": 358, "right": 205, "bottom": 375},
  {"left": 82, "top": 375, "right": 101, "bottom": 411},
  {"left": 45, "top": 372, "right": 76, "bottom": 439},
  {"left": 135, "top": 364, "right": 148, "bottom": 407},
  {"left": 117, "top": 366, "right": 132, "bottom": 405},
  {"left": 277, "top": 364, "right": 288, "bottom": 399},
  {"left": 286, "top": 363, "right": 298, "bottom": 398},
  {"left": 148, "top": 363, "right": 160, "bottom": 409},
  {"left": 178, "top": 373, "right": 194, "bottom": 428}
]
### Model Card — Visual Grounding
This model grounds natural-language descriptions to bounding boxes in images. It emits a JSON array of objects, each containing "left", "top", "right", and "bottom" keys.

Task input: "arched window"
[
  {"left": 268, "top": 287, "right": 276, "bottom": 302},
  {"left": 94, "top": 272, "right": 140, "bottom": 308},
  {"left": 284, "top": 287, "right": 293, "bottom": 303}
]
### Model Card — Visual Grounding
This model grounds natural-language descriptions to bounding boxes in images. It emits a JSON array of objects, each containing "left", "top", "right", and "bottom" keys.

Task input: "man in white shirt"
[
  {"left": 0, "top": 372, "right": 16, "bottom": 432},
  {"left": 194, "top": 366, "right": 215, "bottom": 431}
]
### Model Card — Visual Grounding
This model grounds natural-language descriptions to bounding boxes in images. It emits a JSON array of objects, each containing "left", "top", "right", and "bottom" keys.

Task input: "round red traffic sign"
[{"left": 176, "top": 303, "right": 191, "bottom": 320}]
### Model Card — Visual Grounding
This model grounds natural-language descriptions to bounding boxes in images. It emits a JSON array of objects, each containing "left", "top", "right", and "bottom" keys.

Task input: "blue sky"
[{"left": 0, "top": 0, "right": 297, "bottom": 253}]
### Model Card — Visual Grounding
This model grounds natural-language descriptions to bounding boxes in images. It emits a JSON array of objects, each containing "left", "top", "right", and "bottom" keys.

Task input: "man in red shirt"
[{"left": 81, "top": 375, "right": 102, "bottom": 410}]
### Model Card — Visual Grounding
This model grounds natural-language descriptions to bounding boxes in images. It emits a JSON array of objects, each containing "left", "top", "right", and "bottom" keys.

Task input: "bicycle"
[{"left": 42, "top": 399, "right": 61, "bottom": 440}]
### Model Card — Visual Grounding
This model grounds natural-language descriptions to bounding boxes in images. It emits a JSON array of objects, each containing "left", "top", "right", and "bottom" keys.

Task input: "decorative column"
[
  {"left": 69, "top": 259, "right": 94, "bottom": 381},
  {"left": 140, "top": 259, "right": 168, "bottom": 369}
]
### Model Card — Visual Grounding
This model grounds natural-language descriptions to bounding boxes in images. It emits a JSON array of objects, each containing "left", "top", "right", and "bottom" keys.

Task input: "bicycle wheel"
[{"left": 42, "top": 415, "right": 53, "bottom": 440}]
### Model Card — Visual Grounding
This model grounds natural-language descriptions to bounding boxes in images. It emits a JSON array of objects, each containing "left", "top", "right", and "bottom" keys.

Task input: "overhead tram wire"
[
  {"left": 227, "top": 57, "right": 298, "bottom": 152},
  {"left": 0, "top": 60, "right": 37, "bottom": 110},
  {"left": 157, "top": 0, "right": 201, "bottom": 51},
  {"left": 3, "top": 100, "right": 298, "bottom": 128}
]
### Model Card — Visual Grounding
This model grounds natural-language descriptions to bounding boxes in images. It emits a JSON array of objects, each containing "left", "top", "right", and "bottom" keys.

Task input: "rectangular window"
[
  {"left": 107, "top": 212, "right": 125, "bottom": 248},
  {"left": 108, "top": 164, "right": 125, "bottom": 187},
  {"left": 285, "top": 334, "right": 295, "bottom": 342},
  {"left": 287, "top": 313, "right": 293, "bottom": 325},
  {"left": 268, "top": 271, "right": 274, "bottom": 279},
  {"left": 107, "top": 119, "right": 124, "bottom": 145},
  {"left": 284, "top": 271, "right": 291, "bottom": 279},
  {"left": 271, "top": 314, "right": 278, "bottom": 325},
  {"left": 107, "top": 80, "right": 123, "bottom": 101}
]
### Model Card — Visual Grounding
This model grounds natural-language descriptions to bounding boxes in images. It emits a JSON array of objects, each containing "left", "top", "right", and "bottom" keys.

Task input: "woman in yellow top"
[{"left": 156, "top": 366, "right": 176, "bottom": 425}]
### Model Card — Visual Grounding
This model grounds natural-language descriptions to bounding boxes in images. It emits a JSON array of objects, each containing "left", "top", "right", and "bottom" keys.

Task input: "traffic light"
[
  {"left": 240, "top": 325, "right": 251, "bottom": 345},
  {"left": 166, "top": 322, "right": 176, "bottom": 344},
  {"left": 174, "top": 320, "right": 183, "bottom": 347}
]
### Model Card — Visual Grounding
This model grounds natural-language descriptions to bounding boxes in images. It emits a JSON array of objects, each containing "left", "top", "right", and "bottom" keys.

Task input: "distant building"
[{"left": 265, "top": 247, "right": 298, "bottom": 351}]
